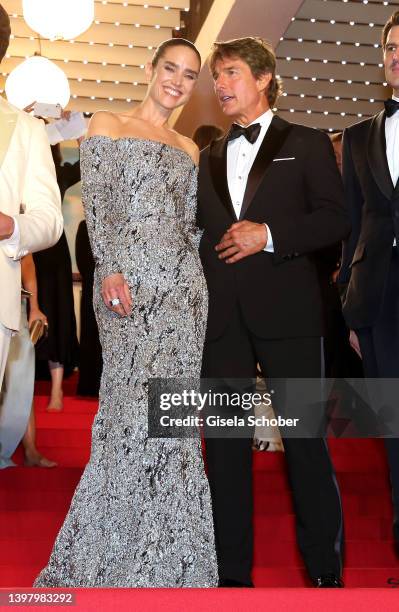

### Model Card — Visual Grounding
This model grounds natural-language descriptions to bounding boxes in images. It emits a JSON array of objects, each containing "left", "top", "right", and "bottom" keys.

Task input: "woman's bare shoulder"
[
  {"left": 87, "top": 111, "right": 121, "bottom": 138},
  {"left": 175, "top": 133, "right": 200, "bottom": 166}
]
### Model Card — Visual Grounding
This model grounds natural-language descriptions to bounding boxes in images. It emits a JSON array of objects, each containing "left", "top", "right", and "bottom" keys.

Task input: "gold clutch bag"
[{"left": 29, "top": 319, "right": 48, "bottom": 345}]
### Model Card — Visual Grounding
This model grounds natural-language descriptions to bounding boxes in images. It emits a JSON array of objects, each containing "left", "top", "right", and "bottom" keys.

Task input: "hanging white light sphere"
[
  {"left": 5, "top": 56, "right": 70, "bottom": 109},
  {"left": 23, "top": 0, "right": 94, "bottom": 41}
]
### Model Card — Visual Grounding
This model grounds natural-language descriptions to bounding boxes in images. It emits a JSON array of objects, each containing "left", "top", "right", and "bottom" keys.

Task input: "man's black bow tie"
[
  {"left": 384, "top": 98, "right": 399, "bottom": 117},
  {"left": 227, "top": 122, "right": 261, "bottom": 144}
]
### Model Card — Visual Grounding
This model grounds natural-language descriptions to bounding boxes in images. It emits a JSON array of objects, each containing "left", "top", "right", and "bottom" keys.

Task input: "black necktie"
[
  {"left": 384, "top": 98, "right": 399, "bottom": 118},
  {"left": 227, "top": 122, "right": 261, "bottom": 144}
]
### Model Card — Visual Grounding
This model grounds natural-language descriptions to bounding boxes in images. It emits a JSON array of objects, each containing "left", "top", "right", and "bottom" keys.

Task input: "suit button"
[
  {"left": 395, "top": 211, "right": 399, "bottom": 218},
  {"left": 294, "top": 252, "right": 299, "bottom": 257}
]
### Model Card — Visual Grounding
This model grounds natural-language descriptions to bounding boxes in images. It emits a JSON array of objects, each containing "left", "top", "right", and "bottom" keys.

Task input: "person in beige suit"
[{"left": 0, "top": 4, "right": 62, "bottom": 388}]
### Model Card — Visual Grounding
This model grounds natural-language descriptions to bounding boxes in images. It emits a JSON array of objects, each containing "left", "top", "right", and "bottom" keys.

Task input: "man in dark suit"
[
  {"left": 338, "top": 11, "right": 399, "bottom": 548},
  {"left": 197, "top": 37, "right": 350, "bottom": 588}
]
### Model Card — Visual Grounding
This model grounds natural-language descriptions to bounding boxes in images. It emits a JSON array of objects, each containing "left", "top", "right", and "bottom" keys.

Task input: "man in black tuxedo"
[
  {"left": 338, "top": 11, "right": 399, "bottom": 547},
  {"left": 197, "top": 37, "right": 350, "bottom": 588}
]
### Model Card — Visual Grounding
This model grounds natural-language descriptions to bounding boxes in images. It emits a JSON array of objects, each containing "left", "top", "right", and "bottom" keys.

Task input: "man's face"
[
  {"left": 384, "top": 25, "right": 399, "bottom": 95},
  {"left": 212, "top": 56, "right": 270, "bottom": 124}
]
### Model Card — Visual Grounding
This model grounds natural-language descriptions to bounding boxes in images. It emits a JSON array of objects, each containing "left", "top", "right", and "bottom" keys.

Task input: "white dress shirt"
[
  {"left": 227, "top": 109, "right": 274, "bottom": 251},
  {"left": 385, "top": 95, "right": 399, "bottom": 188},
  {"left": 385, "top": 95, "right": 399, "bottom": 247}
]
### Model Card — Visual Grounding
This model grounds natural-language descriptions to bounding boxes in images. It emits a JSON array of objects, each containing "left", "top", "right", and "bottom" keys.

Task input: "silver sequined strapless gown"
[{"left": 34, "top": 136, "right": 218, "bottom": 588}]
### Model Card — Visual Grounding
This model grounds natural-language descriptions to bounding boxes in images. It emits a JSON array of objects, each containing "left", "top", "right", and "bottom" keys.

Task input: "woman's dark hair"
[
  {"left": 151, "top": 38, "right": 201, "bottom": 69},
  {"left": 0, "top": 4, "right": 11, "bottom": 63},
  {"left": 193, "top": 124, "right": 224, "bottom": 150}
]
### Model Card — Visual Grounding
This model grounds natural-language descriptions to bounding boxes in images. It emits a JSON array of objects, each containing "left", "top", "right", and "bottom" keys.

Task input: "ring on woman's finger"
[{"left": 109, "top": 298, "right": 121, "bottom": 307}]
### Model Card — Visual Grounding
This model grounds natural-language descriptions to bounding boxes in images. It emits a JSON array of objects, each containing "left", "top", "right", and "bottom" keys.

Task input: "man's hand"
[
  {"left": 349, "top": 330, "right": 362, "bottom": 359},
  {"left": 215, "top": 221, "right": 267, "bottom": 263},
  {"left": 101, "top": 273, "right": 133, "bottom": 317},
  {"left": 0, "top": 212, "right": 15, "bottom": 240}
]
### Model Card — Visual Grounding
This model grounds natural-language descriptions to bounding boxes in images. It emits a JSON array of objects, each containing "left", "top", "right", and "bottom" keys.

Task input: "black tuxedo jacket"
[
  {"left": 197, "top": 115, "right": 350, "bottom": 340},
  {"left": 338, "top": 111, "right": 399, "bottom": 330}
]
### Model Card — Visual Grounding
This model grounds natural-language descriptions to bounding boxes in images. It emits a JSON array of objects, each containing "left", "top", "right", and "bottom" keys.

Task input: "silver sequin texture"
[{"left": 34, "top": 136, "right": 218, "bottom": 588}]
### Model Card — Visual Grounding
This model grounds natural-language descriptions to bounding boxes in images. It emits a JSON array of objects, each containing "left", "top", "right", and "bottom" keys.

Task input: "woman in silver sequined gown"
[{"left": 34, "top": 39, "right": 218, "bottom": 588}]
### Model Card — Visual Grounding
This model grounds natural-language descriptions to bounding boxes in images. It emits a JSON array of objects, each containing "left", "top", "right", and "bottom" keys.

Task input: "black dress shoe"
[
  {"left": 218, "top": 579, "right": 254, "bottom": 588},
  {"left": 313, "top": 574, "right": 344, "bottom": 588}
]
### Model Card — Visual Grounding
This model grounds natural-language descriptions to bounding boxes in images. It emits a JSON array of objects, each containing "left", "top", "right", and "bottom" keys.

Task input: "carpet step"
[
  {"left": 0, "top": 488, "right": 75, "bottom": 512},
  {"left": 35, "top": 429, "right": 93, "bottom": 449},
  {"left": 34, "top": 375, "right": 78, "bottom": 397},
  {"left": 0, "top": 511, "right": 65, "bottom": 540},
  {"left": 253, "top": 450, "right": 389, "bottom": 473},
  {"left": 253, "top": 540, "right": 399, "bottom": 567},
  {"left": 254, "top": 515, "right": 393, "bottom": 542},
  {"left": 255, "top": 490, "right": 394, "bottom": 518},
  {"left": 0, "top": 565, "right": 41, "bottom": 588},
  {"left": 35, "top": 413, "right": 95, "bottom": 431},
  {"left": 0, "top": 467, "right": 82, "bottom": 490},
  {"left": 1, "top": 484, "right": 394, "bottom": 519},
  {"left": 252, "top": 567, "right": 399, "bottom": 588},
  {"left": 11, "top": 446, "right": 91, "bottom": 468},
  {"left": 253, "top": 471, "right": 391, "bottom": 494},
  {"left": 1, "top": 565, "right": 399, "bottom": 589},
  {"left": 34, "top": 396, "right": 98, "bottom": 414},
  {"left": 3, "top": 538, "right": 398, "bottom": 569},
  {"left": 0, "top": 510, "right": 390, "bottom": 543}
]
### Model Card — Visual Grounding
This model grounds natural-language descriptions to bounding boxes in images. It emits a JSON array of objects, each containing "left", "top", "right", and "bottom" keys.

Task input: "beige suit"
[{"left": 0, "top": 96, "right": 62, "bottom": 386}]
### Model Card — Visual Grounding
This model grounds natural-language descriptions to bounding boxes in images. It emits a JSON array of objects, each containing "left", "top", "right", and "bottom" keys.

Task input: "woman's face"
[{"left": 146, "top": 44, "right": 201, "bottom": 111}]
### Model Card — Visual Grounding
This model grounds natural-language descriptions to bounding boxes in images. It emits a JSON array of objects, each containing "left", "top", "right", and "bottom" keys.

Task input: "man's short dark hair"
[
  {"left": 209, "top": 37, "right": 283, "bottom": 107},
  {"left": 382, "top": 10, "right": 399, "bottom": 48},
  {"left": 0, "top": 3, "right": 10, "bottom": 63}
]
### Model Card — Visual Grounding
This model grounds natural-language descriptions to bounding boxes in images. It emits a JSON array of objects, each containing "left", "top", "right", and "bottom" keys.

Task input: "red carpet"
[{"left": 1, "top": 386, "right": 398, "bottom": 590}]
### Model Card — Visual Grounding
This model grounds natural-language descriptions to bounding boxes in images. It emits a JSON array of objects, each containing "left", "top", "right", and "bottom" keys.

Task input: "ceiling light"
[
  {"left": 23, "top": 0, "right": 94, "bottom": 41},
  {"left": 6, "top": 55, "right": 70, "bottom": 109}
]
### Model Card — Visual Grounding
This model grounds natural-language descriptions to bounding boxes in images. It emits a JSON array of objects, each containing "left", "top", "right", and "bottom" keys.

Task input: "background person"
[
  {"left": 338, "top": 10, "right": 399, "bottom": 549},
  {"left": 0, "top": 254, "right": 56, "bottom": 468},
  {"left": 198, "top": 36, "right": 350, "bottom": 588},
  {"left": 33, "top": 127, "right": 82, "bottom": 411},
  {"left": 0, "top": 3, "right": 62, "bottom": 392}
]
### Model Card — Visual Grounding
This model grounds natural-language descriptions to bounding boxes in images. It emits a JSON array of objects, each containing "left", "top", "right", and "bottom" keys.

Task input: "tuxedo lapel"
[
  {"left": 239, "top": 115, "right": 293, "bottom": 220},
  {"left": 367, "top": 110, "right": 394, "bottom": 201},
  {"left": 208, "top": 134, "right": 235, "bottom": 219},
  {"left": 0, "top": 100, "right": 18, "bottom": 171}
]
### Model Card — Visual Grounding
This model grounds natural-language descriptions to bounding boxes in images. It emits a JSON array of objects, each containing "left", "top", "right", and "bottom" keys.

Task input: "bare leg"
[
  {"left": 22, "top": 403, "right": 57, "bottom": 468},
  {"left": 47, "top": 361, "right": 64, "bottom": 412}
]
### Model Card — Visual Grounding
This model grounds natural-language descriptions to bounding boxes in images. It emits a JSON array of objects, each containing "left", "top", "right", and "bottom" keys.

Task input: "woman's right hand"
[
  {"left": 28, "top": 307, "right": 47, "bottom": 328},
  {"left": 102, "top": 273, "right": 133, "bottom": 317}
]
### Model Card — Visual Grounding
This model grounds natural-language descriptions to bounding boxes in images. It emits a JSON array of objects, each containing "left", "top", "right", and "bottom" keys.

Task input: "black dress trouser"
[
  {"left": 357, "top": 248, "right": 399, "bottom": 543},
  {"left": 202, "top": 303, "right": 343, "bottom": 584}
]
